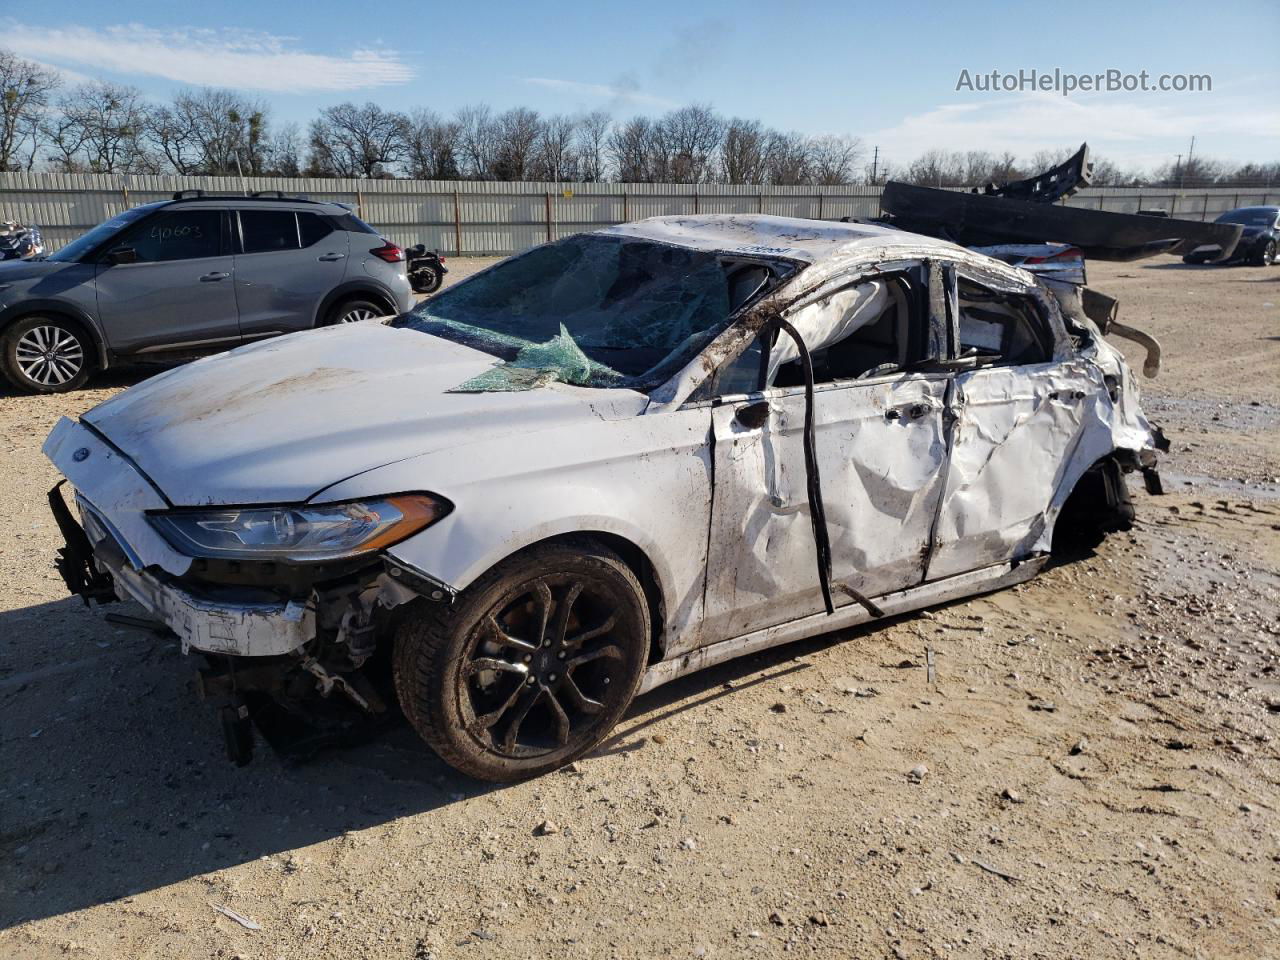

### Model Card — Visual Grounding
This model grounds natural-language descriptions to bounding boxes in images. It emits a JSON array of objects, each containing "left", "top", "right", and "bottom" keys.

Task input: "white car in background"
[{"left": 44, "top": 214, "right": 1164, "bottom": 781}]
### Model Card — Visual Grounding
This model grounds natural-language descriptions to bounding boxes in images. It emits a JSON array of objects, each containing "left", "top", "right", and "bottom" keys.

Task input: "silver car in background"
[{"left": 0, "top": 193, "right": 413, "bottom": 393}]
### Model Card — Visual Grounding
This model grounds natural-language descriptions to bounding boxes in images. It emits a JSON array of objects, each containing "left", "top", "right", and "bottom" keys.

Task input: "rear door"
[
  {"left": 93, "top": 207, "right": 240, "bottom": 355},
  {"left": 925, "top": 268, "right": 1106, "bottom": 579},
  {"left": 232, "top": 208, "right": 349, "bottom": 338}
]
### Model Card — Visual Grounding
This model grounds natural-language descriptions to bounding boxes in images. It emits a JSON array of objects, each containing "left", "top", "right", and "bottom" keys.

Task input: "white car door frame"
[{"left": 699, "top": 261, "right": 955, "bottom": 646}]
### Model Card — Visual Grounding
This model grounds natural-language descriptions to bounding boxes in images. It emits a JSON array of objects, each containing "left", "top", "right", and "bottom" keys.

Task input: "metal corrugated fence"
[{"left": 1, "top": 172, "right": 1275, "bottom": 256}]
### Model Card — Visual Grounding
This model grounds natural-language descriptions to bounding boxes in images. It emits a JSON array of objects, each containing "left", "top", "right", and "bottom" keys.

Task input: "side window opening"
[
  {"left": 707, "top": 273, "right": 923, "bottom": 398},
  {"left": 115, "top": 209, "right": 221, "bottom": 263},
  {"left": 955, "top": 276, "right": 1052, "bottom": 366},
  {"left": 772, "top": 276, "right": 916, "bottom": 388},
  {"left": 298, "top": 212, "right": 335, "bottom": 247},
  {"left": 240, "top": 210, "right": 301, "bottom": 254}
]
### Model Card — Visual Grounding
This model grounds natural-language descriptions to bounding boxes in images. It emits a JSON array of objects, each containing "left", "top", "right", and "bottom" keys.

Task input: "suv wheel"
[
  {"left": 324, "top": 298, "right": 384, "bottom": 326},
  {"left": 394, "top": 543, "right": 650, "bottom": 781},
  {"left": 1, "top": 315, "right": 94, "bottom": 393}
]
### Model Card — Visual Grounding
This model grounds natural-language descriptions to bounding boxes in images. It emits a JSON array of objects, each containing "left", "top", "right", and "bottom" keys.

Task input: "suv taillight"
[{"left": 370, "top": 242, "right": 405, "bottom": 263}]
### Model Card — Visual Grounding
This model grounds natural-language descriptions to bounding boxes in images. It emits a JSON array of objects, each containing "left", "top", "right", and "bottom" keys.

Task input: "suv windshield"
[
  {"left": 395, "top": 233, "right": 780, "bottom": 392},
  {"left": 47, "top": 204, "right": 160, "bottom": 262}
]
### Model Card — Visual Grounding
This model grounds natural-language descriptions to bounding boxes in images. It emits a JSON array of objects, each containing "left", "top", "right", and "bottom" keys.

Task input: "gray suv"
[{"left": 0, "top": 193, "right": 413, "bottom": 393}]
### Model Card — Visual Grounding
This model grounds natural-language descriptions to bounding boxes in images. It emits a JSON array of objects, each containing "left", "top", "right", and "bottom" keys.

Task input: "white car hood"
[{"left": 83, "top": 322, "right": 646, "bottom": 506}]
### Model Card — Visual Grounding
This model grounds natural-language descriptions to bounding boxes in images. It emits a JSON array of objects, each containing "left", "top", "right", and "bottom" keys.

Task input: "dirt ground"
[{"left": 1, "top": 256, "right": 1277, "bottom": 960}]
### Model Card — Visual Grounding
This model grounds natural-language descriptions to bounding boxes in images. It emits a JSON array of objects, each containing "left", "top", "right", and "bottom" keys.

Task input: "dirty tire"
[
  {"left": 394, "top": 542, "right": 649, "bottom": 781},
  {"left": 1255, "top": 240, "right": 1276, "bottom": 267},
  {"left": 1, "top": 314, "right": 94, "bottom": 393},
  {"left": 323, "top": 298, "right": 384, "bottom": 326}
]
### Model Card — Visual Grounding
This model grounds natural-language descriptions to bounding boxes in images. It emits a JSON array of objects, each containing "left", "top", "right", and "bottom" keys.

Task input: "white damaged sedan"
[{"left": 44, "top": 215, "right": 1164, "bottom": 780}]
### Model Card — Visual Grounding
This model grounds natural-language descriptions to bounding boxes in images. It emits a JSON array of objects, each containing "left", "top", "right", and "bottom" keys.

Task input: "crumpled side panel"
[
  {"left": 926, "top": 360, "right": 1119, "bottom": 579},
  {"left": 697, "top": 376, "right": 950, "bottom": 650}
]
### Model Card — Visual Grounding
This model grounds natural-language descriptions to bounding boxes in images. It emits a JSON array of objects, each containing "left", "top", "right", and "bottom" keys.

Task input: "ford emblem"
[{"left": 72, "top": 447, "right": 91, "bottom": 462}]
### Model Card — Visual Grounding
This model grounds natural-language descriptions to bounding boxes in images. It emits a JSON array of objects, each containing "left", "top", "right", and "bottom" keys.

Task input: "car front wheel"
[
  {"left": 1, "top": 315, "right": 94, "bottom": 393},
  {"left": 394, "top": 542, "right": 650, "bottom": 781}
]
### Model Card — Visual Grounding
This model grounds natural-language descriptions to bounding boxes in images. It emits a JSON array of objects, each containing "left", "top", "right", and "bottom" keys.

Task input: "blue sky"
[{"left": 4, "top": 0, "right": 1277, "bottom": 172}]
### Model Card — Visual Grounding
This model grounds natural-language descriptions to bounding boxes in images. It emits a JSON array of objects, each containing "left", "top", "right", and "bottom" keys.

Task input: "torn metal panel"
[
  {"left": 697, "top": 373, "right": 950, "bottom": 652},
  {"left": 972, "top": 143, "right": 1093, "bottom": 203},
  {"left": 925, "top": 361, "right": 1116, "bottom": 580},
  {"left": 881, "top": 181, "right": 1244, "bottom": 262}
]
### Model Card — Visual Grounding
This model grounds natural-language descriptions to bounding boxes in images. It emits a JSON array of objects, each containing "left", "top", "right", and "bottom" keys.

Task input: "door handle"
[
  {"left": 200, "top": 272, "right": 230, "bottom": 281},
  {"left": 317, "top": 253, "right": 347, "bottom": 262}
]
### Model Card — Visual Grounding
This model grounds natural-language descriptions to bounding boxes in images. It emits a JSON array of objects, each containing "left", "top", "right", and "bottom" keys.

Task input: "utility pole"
[
  {"left": 1184, "top": 135, "right": 1196, "bottom": 187},
  {"left": 1174, "top": 154, "right": 1183, "bottom": 189},
  {"left": 870, "top": 145, "right": 879, "bottom": 185}
]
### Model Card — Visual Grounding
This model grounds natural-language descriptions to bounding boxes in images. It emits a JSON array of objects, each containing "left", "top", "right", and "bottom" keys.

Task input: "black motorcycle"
[{"left": 405, "top": 244, "right": 448, "bottom": 294}]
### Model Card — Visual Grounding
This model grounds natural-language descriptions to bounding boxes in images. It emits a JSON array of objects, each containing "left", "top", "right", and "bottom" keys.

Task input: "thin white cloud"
[
  {"left": 3, "top": 22, "right": 413, "bottom": 93},
  {"left": 866, "top": 91, "right": 1280, "bottom": 169},
  {"left": 521, "top": 76, "right": 680, "bottom": 110}
]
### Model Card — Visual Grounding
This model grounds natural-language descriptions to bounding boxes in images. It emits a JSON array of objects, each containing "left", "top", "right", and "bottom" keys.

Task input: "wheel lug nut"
[
  {"left": 548, "top": 673, "right": 557, "bottom": 682},
  {"left": 526, "top": 676, "right": 536, "bottom": 685},
  {"left": 523, "top": 654, "right": 532, "bottom": 663},
  {"left": 557, "top": 651, "right": 565, "bottom": 660}
]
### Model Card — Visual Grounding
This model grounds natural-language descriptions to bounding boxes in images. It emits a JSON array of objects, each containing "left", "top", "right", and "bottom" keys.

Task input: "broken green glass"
[{"left": 449, "top": 323, "right": 624, "bottom": 393}]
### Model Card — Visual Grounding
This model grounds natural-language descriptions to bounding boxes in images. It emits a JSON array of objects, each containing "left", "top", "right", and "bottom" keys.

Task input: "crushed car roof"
[{"left": 600, "top": 214, "right": 961, "bottom": 263}]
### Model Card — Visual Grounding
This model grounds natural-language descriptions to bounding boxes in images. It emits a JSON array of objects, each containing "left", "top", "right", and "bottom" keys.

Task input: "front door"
[
  {"left": 700, "top": 267, "right": 951, "bottom": 645},
  {"left": 94, "top": 208, "right": 240, "bottom": 355}
]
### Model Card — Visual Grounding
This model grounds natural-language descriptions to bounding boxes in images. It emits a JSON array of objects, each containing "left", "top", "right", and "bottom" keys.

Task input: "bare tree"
[
  {"left": 609, "top": 115, "right": 657, "bottom": 182},
  {"left": 576, "top": 110, "right": 611, "bottom": 182},
  {"left": 533, "top": 113, "right": 578, "bottom": 182},
  {"left": 50, "top": 81, "right": 153, "bottom": 174},
  {"left": 455, "top": 104, "right": 498, "bottom": 179},
  {"left": 0, "top": 49, "right": 59, "bottom": 171},
  {"left": 905, "top": 149, "right": 965, "bottom": 187},
  {"left": 765, "top": 131, "right": 811, "bottom": 185},
  {"left": 656, "top": 104, "right": 723, "bottom": 183},
  {"left": 721, "top": 118, "right": 769, "bottom": 185},
  {"left": 809, "top": 134, "right": 863, "bottom": 185},
  {"left": 308, "top": 101, "right": 405, "bottom": 178},
  {"left": 402, "top": 108, "right": 461, "bottom": 180},
  {"left": 490, "top": 107, "right": 542, "bottom": 181},
  {"left": 262, "top": 122, "right": 303, "bottom": 177},
  {"left": 148, "top": 88, "right": 270, "bottom": 175}
]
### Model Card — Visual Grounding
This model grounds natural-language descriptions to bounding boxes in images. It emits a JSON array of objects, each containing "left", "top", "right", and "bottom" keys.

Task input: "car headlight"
[{"left": 148, "top": 494, "right": 450, "bottom": 561}]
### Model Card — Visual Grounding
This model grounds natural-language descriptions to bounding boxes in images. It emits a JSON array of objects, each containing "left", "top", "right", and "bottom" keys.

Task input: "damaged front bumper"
[{"left": 48, "top": 483, "right": 316, "bottom": 656}]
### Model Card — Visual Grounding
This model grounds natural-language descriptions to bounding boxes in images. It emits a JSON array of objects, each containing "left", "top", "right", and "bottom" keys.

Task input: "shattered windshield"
[{"left": 395, "top": 234, "right": 772, "bottom": 392}]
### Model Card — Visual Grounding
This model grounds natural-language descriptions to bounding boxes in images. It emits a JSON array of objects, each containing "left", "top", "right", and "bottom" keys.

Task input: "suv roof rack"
[{"left": 169, "top": 191, "right": 322, "bottom": 205}]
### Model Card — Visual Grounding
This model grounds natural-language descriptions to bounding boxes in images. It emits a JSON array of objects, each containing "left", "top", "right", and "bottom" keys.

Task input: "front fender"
[
  {"left": 315, "top": 406, "right": 715, "bottom": 644},
  {"left": 0, "top": 297, "right": 110, "bottom": 369}
]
